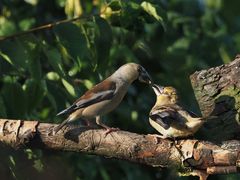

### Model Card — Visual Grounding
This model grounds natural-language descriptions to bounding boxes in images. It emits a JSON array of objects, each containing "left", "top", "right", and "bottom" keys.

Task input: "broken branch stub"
[{"left": 190, "top": 56, "right": 240, "bottom": 141}]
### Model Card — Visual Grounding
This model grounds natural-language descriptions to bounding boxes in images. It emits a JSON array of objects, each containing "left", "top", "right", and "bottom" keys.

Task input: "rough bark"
[
  {"left": 1, "top": 56, "right": 240, "bottom": 179},
  {"left": 0, "top": 119, "right": 240, "bottom": 180},
  {"left": 190, "top": 55, "right": 240, "bottom": 141}
]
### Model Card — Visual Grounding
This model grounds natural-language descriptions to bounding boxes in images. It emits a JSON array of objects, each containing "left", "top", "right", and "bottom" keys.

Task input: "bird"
[
  {"left": 52, "top": 63, "right": 152, "bottom": 135},
  {"left": 149, "top": 84, "right": 207, "bottom": 139}
]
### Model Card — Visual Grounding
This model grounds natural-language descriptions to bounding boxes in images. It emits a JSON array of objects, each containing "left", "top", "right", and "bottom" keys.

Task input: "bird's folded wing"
[
  {"left": 75, "top": 90, "right": 115, "bottom": 108},
  {"left": 181, "top": 104, "right": 199, "bottom": 118},
  {"left": 149, "top": 107, "right": 177, "bottom": 130},
  {"left": 57, "top": 80, "right": 116, "bottom": 116}
]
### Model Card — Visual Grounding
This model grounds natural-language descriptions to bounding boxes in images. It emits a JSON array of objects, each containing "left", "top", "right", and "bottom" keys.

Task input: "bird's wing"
[
  {"left": 181, "top": 104, "right": 199, "bottom": 118},
  {"left": 149, "top": 106, "right": 178, "bottom": 130},
  {"left": 57, "top": 80, "right": 116, "bottom": 116}
]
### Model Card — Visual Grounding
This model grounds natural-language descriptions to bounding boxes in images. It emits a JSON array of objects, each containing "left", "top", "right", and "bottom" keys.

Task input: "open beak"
[
  {"left": 138, "top": 70, "right": 153, "bottom": 85},
  {"left": 151, "top": 84, "right": 164, "bottom": 96}
]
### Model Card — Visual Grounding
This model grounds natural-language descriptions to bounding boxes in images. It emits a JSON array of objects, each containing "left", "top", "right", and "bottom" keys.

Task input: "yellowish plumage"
[{"left": 149, "top": 85, "right": 204, "bottom": 139}]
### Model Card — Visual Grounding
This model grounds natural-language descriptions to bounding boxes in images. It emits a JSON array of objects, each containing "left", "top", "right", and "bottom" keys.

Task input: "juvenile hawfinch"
[
  {"left": 149, "top": 84, "right": 206, "bottom": 139},
  {"left": 52, "top": 63, "right": 152, "bottom": 135}
]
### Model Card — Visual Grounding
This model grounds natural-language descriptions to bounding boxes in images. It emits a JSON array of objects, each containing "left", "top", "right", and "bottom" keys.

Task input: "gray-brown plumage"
[{"left": 52, "top": 63, "right": 152, "bottom": 135}]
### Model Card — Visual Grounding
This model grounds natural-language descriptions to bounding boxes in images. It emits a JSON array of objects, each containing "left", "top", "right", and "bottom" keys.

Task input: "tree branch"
[
  {"left": 0, "top": 4, "right": 110, "bottom": 41},
  {"left": 1, "top": 57, "right": 240, "bottom": 179},
  {"left": 0, "top": 119, "right": 240, "bottom": 179},
  {"left": 190, "top": 55, "right": 240, "bottom": 141}
]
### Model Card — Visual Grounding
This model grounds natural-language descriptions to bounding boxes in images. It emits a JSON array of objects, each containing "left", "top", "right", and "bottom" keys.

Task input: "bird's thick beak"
[
  {"left": 138, "top": 70, "right": 152, "bottom": 85},
  {"left": 151, "top": 84, "right": 164, "bottom": 96}
]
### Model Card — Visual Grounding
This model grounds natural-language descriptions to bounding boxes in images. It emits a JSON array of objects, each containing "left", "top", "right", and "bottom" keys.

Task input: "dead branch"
[
  {"left": 0, "top": 119, "right": 240, "bottom": 179},
  {"left": 190, "top": 55, "right": 240, "bottom": 141}
]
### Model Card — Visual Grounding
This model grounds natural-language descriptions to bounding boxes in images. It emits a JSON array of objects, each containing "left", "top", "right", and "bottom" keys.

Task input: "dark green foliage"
[{"left": 0, "top": 0, "right": 240, "bottom": 179}]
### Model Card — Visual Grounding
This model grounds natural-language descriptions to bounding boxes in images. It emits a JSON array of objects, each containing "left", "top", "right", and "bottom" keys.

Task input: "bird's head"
[
  {"left": 152, "top": 84, "right": 178, "bottom": 105},
  {"left": 113, "top": 63, "right": 152, "bottom": 84}
]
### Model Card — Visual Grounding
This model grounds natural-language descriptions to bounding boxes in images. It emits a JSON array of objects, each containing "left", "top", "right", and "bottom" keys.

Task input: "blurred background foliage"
[{"left": 0, "top": 0, "right": 240, "bottom": 179}]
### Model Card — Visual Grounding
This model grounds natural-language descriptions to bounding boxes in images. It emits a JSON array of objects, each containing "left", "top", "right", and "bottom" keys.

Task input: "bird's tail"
[
  {"left": 201, "top": 115, "right": 218, "bottom": 122},
  {"left": 52, "top": 118, "right": 70, "bottom": 135},
  {"left": 57, "top": 108, "right": 70, "bottom": 116}
]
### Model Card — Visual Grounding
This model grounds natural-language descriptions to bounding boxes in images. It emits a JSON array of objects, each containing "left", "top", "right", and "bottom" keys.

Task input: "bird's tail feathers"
[
  {"left": 201, "top": 115, "right": 218, "bottom": 122},
  {"left": 56, "top": 108, "right": 70, "bottom": 116},
  {"left": 52, "top": 118, "right": 70, "bottom": 135}
]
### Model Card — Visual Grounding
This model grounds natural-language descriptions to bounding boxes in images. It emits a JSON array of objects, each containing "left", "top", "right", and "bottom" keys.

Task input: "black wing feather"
[
  {"left": 57, "top": 90, "right": 116, "bottom": 116},
  {"left": 149, "top": 112, "right": 174, "bottom": 130}
]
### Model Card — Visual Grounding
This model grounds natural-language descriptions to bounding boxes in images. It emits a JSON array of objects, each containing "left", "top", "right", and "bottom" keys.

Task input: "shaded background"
[{"left": 0, "top": 0, "right": 240, "bottom": 179}]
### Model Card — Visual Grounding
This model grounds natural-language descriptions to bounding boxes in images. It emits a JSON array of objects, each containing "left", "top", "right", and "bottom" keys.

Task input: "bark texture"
[
  {"left": 190, "top": 56, "right": 240, "bottom": 141},
  {"left": 1, "top": 56, "right": 240, "bottom": 179},
  {"left": 0, "top": 119, "right": 240, "bottom": 179}
]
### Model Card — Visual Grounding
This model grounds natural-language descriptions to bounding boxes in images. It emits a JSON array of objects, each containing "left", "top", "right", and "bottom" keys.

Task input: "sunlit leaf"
[
  {"left": 219, "top": 45, "right": 231, "bottom": 64},
  {"left": 141, "top": 1, "right": 165, "bottom": 30},
  {"left": 0, "top": 17, "right": 16, "bottom": 36},
  {"left": 44, "top": 47, "right": 66, "bottom": 77},
  {"left": 61, "top": 78, "right": 76, "bottom": 96},
  {"left": 0, "top": 51, "right": 13, "bottom": 65},
  {"left": 167, "top": 38, "right": 190, "bottom": 52},
  {"left": 65, "top": 0, "right": 83, "bottom": 18},
  {"left": 9, "top": 156, "right": 16, "bottom": 166},
  {"left": 46, "top": 72, "right": 60, "bottom": 81},
  {"left": 83, "top": 79, "right": 93, "bottom": 89},
  {"left": 0, "top": 40, "right": 28, "bottom": 70}
]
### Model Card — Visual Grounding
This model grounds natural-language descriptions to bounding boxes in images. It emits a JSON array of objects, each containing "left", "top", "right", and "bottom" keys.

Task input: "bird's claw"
[
  {"left": 147, "top": 134, "right": 167, "bottom": 139},
  {"left": 104, "top": 127, "right": 120, "bottom": 137}
]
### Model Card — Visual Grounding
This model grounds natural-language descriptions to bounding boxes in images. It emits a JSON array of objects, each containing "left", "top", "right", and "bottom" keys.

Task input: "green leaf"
[
  {"left": 167, "top": 38, "right": 190, "bottom": 52},
  {"left": 61, "top": 78, "right": 76, "bottom": 96},
  {"left": 83, "top": 79, "right": 93, "bottom": 89},
  {"left": 219, "top": 45, "right": 231, "bottom": 64},
  {"left": 46, "top": 72, "right": 60, "bottom": 81},
  {"left": 54, "top": 23, "right": 90, "bottom": 68},
  {"left": 0, "top": 51, "right": 13, "bottom": 65},
  {"left": 0, "top": 18, "right": 16, "bottom": 36},
  {"left": 0, "top": 40, "right": 28, "bottom": 70},
  {"left": 33, "top": 159, "right": 44, "bottom": 172},
  {"left": 9, "top": 155, "right": 16, "bottom": 166},
  {"left": 20, "top": 35, "right": 42, "bottom": 80},
  {"left": 141, "top": 1, "right": 165, "bottom": 30},
  {"left": 44, "top": 47, "right": 66, "bottom": 77}
]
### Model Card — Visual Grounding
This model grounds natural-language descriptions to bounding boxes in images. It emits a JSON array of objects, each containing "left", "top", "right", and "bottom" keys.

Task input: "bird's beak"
[
  {"left": 151, "top": 84, "right": 164, "bottom": 96},
  {"left": 138, "top": 70, "right": 152, "bottom": 85}
]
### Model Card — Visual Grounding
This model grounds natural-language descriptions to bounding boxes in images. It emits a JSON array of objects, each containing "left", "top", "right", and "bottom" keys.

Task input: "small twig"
[
  {"left": 0, "top": 16, "right": 91, "bottom": 41},
  {"left": 0, "top": 3, "right": 111, "bottom": 41}
]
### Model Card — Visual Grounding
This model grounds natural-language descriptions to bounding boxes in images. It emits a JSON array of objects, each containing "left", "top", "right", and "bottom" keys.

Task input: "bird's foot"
[
  {"left": 147, "top": 134, "right": 167, "bottom": 139},
  {"left": 104, "top": 127, "right": 120, "bottom": 137},
  {"left": 146, "top": 134, "right": 167, "bottom": 144}
]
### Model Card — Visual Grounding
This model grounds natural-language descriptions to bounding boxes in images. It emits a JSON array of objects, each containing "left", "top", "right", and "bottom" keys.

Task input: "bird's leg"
[{"left": 95, "top": 116, "right": 119, "bottom": 136}]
